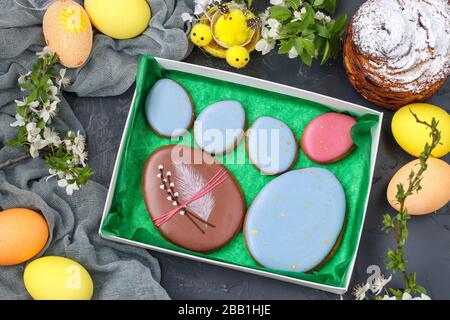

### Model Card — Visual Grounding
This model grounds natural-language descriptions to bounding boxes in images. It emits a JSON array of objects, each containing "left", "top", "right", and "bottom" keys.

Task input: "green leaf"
[
  {"left": 316, "top": 25, "right": 331, "bottom": 39},
  {"left": 330, "top": 13, "right": 347, "bottom": 35},
  {"left": 314, "top": 0, "right": 325, "bottom": 6},
  {"left": 268, "top": 5, "right": 292, "bottom": 22},
  {"left": 287, "top": 0, "right": 300, "bottom": 10},
  {"left": 278, "top": 38, "right": 295, "bottom": 54},
  {"left": 294, "top": 38, "right": 304, "bottom": 55},
  {"left": 4, "top": 139, "right": 18, "bottom": 147},
  {"left": 299, "top": 49, "right": 313, "bottom": 66},
  {"left": 320, "top": 39, "right": 330, "bottom": 64},
  {"left": 300, "top": 38, "right": 315, "bottom": 56}
]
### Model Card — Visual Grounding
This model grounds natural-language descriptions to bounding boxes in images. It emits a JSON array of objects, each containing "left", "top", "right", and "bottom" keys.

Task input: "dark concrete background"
[{"left": 66, "top": 0, "right": 450, "bottom": 299}]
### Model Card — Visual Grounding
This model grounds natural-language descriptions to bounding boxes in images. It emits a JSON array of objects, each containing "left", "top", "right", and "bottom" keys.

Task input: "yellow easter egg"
[
  {"left": 42, "top": 0, "right": 93, "bottom": 68},
  {"left": 391, "top": 103, "right": 450, "bottom": 158},
  {"left": 226, "top": 46, "right": 250, "bottom": 69},
  {"left": 190, "top": 24, "right": 213, "bottom": 47},
  {"left": 24, "top": 256, "right": 94, "bottom": 300},
  {"left": 0, "top": 208, "right": 49, "bottom": 266},
  {"left": 387, "top": 158, "right": 450, "bottom": 215},
  {"left": 85, "top": 0, "right": 151, "bottom": 39}
]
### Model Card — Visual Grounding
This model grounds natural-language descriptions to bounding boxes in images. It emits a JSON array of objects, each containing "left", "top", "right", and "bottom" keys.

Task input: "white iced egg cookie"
[
  {"left": 244, "top": 168, "right": 346, "bottom": 272},
  {"left": 247, "top": 117, "right": 297, "bottom": 175},
  {"left": 145, "top": 79, "right": 194, "bottom": 138},
  {"left": 194, "top": 100, "right": 246, "bottom": 155}
]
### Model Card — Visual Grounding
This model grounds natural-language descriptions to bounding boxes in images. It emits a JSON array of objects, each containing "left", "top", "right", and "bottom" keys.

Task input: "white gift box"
[{"left": 99, "top": 57, "right": 383, "bottom": 295}]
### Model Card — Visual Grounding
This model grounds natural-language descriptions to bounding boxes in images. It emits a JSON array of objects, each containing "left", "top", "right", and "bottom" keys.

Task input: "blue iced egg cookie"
[
  {"left": 145, "top": 79, "right": 194, "bottom": 138},
  {"left": 244, "top": 168, "right": 346, "bottom": 272},
  {"left": 194, "top": 100, "right": 246, "bottom": 155},
  {"left": 247, "top": 117, "right": 297, "bottom": 175}
]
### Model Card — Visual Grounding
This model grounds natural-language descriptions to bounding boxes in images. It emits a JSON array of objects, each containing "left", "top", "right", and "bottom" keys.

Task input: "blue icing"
[
  {"left": 247, "top": 117, "right": 297, "bottom": 175},
  {"left": 145, "top": 79, "right": 193, "bottom": 137},
  {"left": 245, "top": 168, "right": 346, "bottom": 273},
  {"left": 194, "top": 100, "right": 246, "bottom": 155}
]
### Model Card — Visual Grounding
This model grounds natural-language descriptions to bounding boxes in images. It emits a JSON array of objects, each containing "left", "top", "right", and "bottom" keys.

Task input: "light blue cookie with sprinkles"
[
  {"left": 145, "top": 79, "right": 194, "bottom": 138},
  {"left": 244, "top": 168, "right": 346, "bottom": 273},
  {"left": 194, "top": 100, "right": 246, "bottom": 156},
  {"left": 247, "top": 117, "right": 298, "bottom": 175}
]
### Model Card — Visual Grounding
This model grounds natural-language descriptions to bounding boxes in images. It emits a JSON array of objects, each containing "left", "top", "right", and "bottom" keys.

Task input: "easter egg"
[
  {"left": 145, "top": 79, "right": 194, "bottom": 138},
  {"left": 190, "top": 24, "right": 213, "bottom": 47},
  {"left": 194, "top": 100, "right": 246, "bottom": 155},
  {"left": 226, "top": 46, "right": 250, "bottom": 69},
  {"left": 301, "top": 113, "right": 356, "bottom": 164},
  {"left": 85, "top": 0, "right": 151, "bottom": 39},
  {"left": 244, "top": 168, "right": 346, "bottom": 272},
  {"left": 43, "top": 0, "right": 93, "bottom": 68},
  {"left": 247, "top": 117, "right": 298, "bottom": 175},
  {"left": 391, "top": 103, "right": 450, "bottom": 158},
  {"left": 24, "top": 256, "right": 94, "bottom": 300},
  {"left": 0, "top": 208, "right": 49, "bottom": 266},
  {"left": 387, "top": 158, "right": 450, "bottom": 215}
]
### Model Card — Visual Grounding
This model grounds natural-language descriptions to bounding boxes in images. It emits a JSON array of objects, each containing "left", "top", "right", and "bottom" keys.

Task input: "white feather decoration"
[{"left": 174, "top": 163, "right": 215, "bottom": 221}]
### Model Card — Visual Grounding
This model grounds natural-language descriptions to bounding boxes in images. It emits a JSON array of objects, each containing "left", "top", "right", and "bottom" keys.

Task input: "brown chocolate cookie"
[{"left": 142, "top": 145, "right": 245, "bottom": 252}]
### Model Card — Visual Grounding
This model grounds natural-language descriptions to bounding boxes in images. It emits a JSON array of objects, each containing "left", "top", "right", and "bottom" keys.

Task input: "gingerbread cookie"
[
  {"left": 244, "top": 168, "right": 346, "bottom": 272},
  {"left": 247, "top": 117, "right": 297, "bottom": 175},
  {"left": 194, "top": 100, "right": 246, "bottom": 156},
  {"left": 144, "top": 79, "right": 194, "bottom": 138},
  {"left": 300, "top": 113, "right": 356, "bottom": 164},
  {"left": 142, "top": 145, "right": 245, "bottom": 252}
]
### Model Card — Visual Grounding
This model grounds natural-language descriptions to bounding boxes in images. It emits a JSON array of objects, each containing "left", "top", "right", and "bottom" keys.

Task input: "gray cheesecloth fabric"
[{"left": 0, "top": 0, "right": 193, "bottom": 299}]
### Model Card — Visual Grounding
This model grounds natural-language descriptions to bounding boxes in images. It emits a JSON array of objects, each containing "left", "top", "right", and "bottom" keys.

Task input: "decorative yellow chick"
[
  {"left": 190, "top": 24, "right": 212, "bottom": 47},
  {"left": 213, "top": 8, "right": 252, "bottom": 47},
  {"left": 226, "top": 46, "right": 250, "bottom": 69}
]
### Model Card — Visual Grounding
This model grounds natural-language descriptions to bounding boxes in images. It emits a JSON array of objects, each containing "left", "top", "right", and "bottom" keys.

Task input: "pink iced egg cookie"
[{"left": 301, "top": 113, "right": 356, "bottom": 164}]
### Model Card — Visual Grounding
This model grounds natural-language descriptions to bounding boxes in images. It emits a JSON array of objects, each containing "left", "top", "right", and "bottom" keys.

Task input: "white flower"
[
  {"left": 36, "top": 46, "right": 53, "bottom": 58},
  {"left": 46, "top": 168, "right": 65, "bottom": 181},
  {"left": 57, "top": 68, "right": 70, "bottom": 87},
  {"left": 29, "top": 138, "right": 48, "bottom": 158},
  {"left": 48, "top": 84, "right": 58, "bottom": 101},
  {"left": 292, "top": 10, "right": 302, "bottom": 22},
  {"left": 370, "top": 274, "right": 392, "bottom": 295},
  {"left": 15, "top": 98, "right": 26, "bottom": 107},
  {"left": 194, "top": 0, "right": 212, "bottom": 15},
  {"left": 43, "top": 127, "right": 61, "bottom": 146},
  {"left": 10, "top": 114, "right": 26, "bottom": 127},
  {"left": 75, "top": 151, "right": 88, "bottom": 167},
  {"left": 28, "top": 101, "right": 40, "bottom": 114},
  {"left": 381, "top": 295, "right": 397, "bottom": 300},
  {"left": 352, "top": 283, "right": 370, "bottom": 300},
  {"left": 255, "top": 37, "right": 275, "bottom": 55},
  {"left": 288, "top": 46, "right": 299, "bottom": 59},
  {"left": 402, "top": 292, "right": 431, "bottom": 300},
  {"left": 315, "top": 11, "right": 331, "bottom": 23},
  {"left": 18, "top": 71, "right": 31, "bottom": 86},
  {"left": 270, "top": 0, "right": 286, "bottom": 6},
  {"left": 73, "top": 131, "right": 86, "bottom": 154},
  {"left": 26, "top": 122, "right": 41, "bottom": 143},
  {"left": 58, "top": 175, "right": 80, "bottom": 195},
  {"left": 181, "top": 12, "right": 193, "bottom": 22},
  {"left": 39, "top": 100, "right": 58, "bottom": 122},
  {"left": 267, "top": 18, "right": 282, "bottom": 39}
]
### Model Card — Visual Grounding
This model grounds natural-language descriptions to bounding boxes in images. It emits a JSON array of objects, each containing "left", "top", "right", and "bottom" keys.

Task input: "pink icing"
[{"left": 301, "top": 113, "right": 356, "bottom": 163}]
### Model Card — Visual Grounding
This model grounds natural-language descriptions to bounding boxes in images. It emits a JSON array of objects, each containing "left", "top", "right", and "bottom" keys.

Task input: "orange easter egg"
[
  {"left": 387, "top": 158, "right": 450, "bottom": 215},
  {"left": 0, "top": 208, "right": 49, "bottom": 266},
  {"left": 43, "top": 0, "right": 93, "bottom": 68}
]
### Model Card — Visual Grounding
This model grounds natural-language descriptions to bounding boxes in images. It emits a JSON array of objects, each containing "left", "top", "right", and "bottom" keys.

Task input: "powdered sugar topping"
[{"left": 352, "top": 0, "right": 449, "bottom": 92}]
